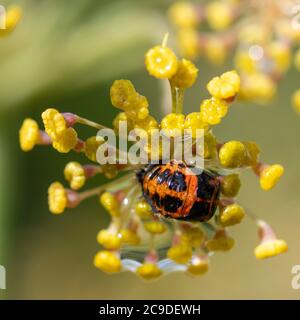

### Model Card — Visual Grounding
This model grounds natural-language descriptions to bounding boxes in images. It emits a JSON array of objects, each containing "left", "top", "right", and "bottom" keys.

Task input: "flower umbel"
[{"left": 20, "top": 38, "right": 286, "bottom": 280}]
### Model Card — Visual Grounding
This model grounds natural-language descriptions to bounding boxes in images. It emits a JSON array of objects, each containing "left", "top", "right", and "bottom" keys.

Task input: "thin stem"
[
  {"left": 79, "top": 173, "right": 136, "bottom": 201},
  {"left": 176, "top": 88, "right": 185, "bottom": 114},
  {"left": 170, "top": 83, "right": 177, "bottom": 113},
  {"left": 76, "top": 116, "right": 108, "bottom": 130},
  {"left": 162, "top": 32, "right": 169, "bottom": 48}
]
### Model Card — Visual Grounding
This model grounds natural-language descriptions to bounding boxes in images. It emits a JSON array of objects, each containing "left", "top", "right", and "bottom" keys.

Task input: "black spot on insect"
[
  {"left": 163, "top": 195, "right": 183, "bottom": 213},
  {"left": 157, "top": 169, "right": 171, "bottom": 184},
  {"left": 168, "top": 171, "right": 187, "bottom": 192},
  {"left": 188, "top": 200, "right": 211, "bottom": 220},
  {"left": 153, "top": 193, "right": 162, "bottom": 207},
  {"left": 196, "top": 171, "right": 219, "bottom": 199}
]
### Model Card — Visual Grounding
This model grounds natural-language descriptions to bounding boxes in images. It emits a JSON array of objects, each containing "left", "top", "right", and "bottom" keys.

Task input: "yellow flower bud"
[
  {"left": 160, "top": 113, "right": 185, "bottom": 137},
  {"left": 84, "top": 136, "right": 102, "bottom": 162},
  {"left": 113, "top": 112, "right": 135, "bottom": 135},
  {"left": 110, "top": 80, "right": 149, "bottom": 121},
  {"left": 219, "top": 204, "right": 245, "bottom": 227},
  {"left": 97, "top": 229, "right": 122, "bottom": 250},
  {"left": 120, "top": 229, "right": 141, "bottom": 245},
  {"left": 268, "top": 42, "right": 291, "bottom": 72},
  {"left": 64, "top": 162, "right": 85, "bottom": 190},
  {"left": 145, "top": 45, "right": 178, "bottom": 79},
  {"left": 203, "top": 131, "right": 217, "bottom": 159},
  {"left": 170, "top": 59, "right": 198, "bottom": 89},
  {"left": 136, "top": 263, "right": 162, "bottom": 280},
  {"left": 206, "top": 1, "right": 233, "bottom": 31},
  {"left": 178, "top": 28, "right": 199, "bottom": 59},
  {"left": 52, "top": 128, "right": 78, "bottom": 153},
  {"left": 168, "top": 1, "right": 198, "bottom": 29},
  {"left": 218, "top": 141, "right": 247, "bottom": 168},
  {"left": 181, "top": 227, "right": 204, "bottom": 248},
  {"left": 239, "top": 73, "right": 276, "bottom": 103},
  {"left": 254, "top": 239, "right": 288, "bottom": 260},
  {"left": 42, "top": 108, "right": 67, "bottom": 141},
  {"left": 143, "top": 221, "right": 166, "bottom": 234},
  {"left": 259, "top": 164, "right": 284, "bottom": 191},
  {"left": 243, "top": 141, "right": 260, "bottom": 166},
  {"left": 205, "top": 38, "right": 227, "bottom": 65},
  {"left": 94, "top": 250, "right": 121, "bottom": 273},
  {"left": 206, "top": 230, "right": 235, "bottom": 252},
  {"left": 207, "top": 70, "right": 240, "bottom": 100},
  {"left": 221, "top": 174, "right": 241, "bottom": 198},
  {"left": 134, "top": 115, "right": 159, "bottom": 136},
  {"left": 48, "top": 182, "right": 67, "bottom": 214},
  {"left": 200, "top": 98, "right": 229, "bottom": 125},
  {"left": 184, "top": 112, "right": 207, "bottom": 138},
  {"left": 100, "top": 192, "right": 120, "bottom": 217},
  {"left": 19, "top": 118, "right": 39, "bottom": 152},
  {"left": 167, "top": 244, "right": 193, "bottom": 264},
  {"left": 187, "top": 256, "right": 209, "bottom": 276},
  {"left": 135, "top": 200, "right": 153, "bottom": 219}
]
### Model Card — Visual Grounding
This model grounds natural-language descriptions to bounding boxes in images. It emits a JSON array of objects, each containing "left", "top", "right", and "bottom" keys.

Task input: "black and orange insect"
[{"left": 137, "top": 160, "right": 221, "bottom": 222}]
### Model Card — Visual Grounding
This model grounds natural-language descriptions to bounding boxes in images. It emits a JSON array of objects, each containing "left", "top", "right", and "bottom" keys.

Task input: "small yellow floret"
[
  {"left": 161, "top": 113, "right": 185, "bottom": 137},
  {"left": 143, "top": 221, "right": 166, "bottom": 234},
  {"left": 259, "top": 164, "right": 284, "bottom": 191},
  {"left": 170, "top": 59, "right": 198, "bottom": 89},
  {"left": 221, "top": 174, "right": 241, "bottom": 197},
  {"left": 206, "top": 231, "right": 235, "bottom": 252},
  {"left": 52, "top": 128, "right": 78, "bottom": 153},
  {"left": 206, "top": 1, "right": 233, "bottom": 31},
  {"left": 110, "top": 80, "right": 149, "bottom": 121},
  {"left": 218, "top": 141, "right": 247, "bottom": 168},
  {"left": 203, "top": 131, "right": 217, "bottom": 159},
  {"left": 167, "top": 244, "right": 193, "bottom": 264},
  {"left": 64, "top": 162, "right": 85, "bottom": 190},
  {"left": 145, "top": 45, "right": 178, "bottom": 79},
  {"left": 120, "top": 229, "right": 141, "bottom": 245},
  {"left": 205, "top": 38, "right": 227, "bottom": 65},
  {"left": 187, "top": 257, "right": 209, "bottom": 276},
  {"left": 168, "top": 1, "right": 198, "bottom": 29},
  {"left": 48, "top": 182, "right": 67, "bottom": 214},
  {"left": 19, "top": 118, "right": 39, "bottom": 152},
  {"left": 207, "top": 71, "right": 240, "bottom": 100},
  {"left": 42, "top": 108, "right": 67, "bottom": 141},
  {"left": 97, "top": 229, "right": 122, "bottom": 250},
  {"left": 84, "top": 136, "right": 102, "bottom": 162},
  {"left": 136, "top": 263, "right": 162, "bottom": 280},
  {"left": 100, "top": 192, "right": 120, "bottom": 217},
  {"left": 181, "top": 227, "right": 204, "bottom": 247},
  {"left": 219, "top": 204, "right": 245, "bottom": 227},
  {"left": 178, "top": 28, "right": 199, "bottom": 59},
  {"left": 184, "top": 112, "right": 207, "bottom": 138},
  {"left": 94, "top": 250, "right": 121, "bottom": 273},
  {"left": 254, "top": 239, "right": 288, "bottom": 259},
  {"left": 135, "top": 200, "right": 152, "bottom": 219},
  {"left": 200, "top": 98, "right": 229, "bottom": 125}
]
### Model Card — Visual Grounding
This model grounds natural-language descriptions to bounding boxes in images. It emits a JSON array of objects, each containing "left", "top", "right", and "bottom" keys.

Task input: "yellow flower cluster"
[{"left": 19, "top": 37, "right": 287, "bottom": 281}]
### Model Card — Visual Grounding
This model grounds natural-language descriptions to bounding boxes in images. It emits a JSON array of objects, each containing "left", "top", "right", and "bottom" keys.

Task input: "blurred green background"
[{"left": 0, "top": 0, "right": 300, "bottom": 299}]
